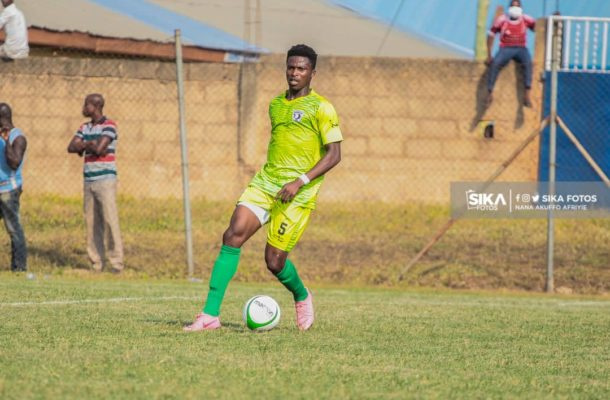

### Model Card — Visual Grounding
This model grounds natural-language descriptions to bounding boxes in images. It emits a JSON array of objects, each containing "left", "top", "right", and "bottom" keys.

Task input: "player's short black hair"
[{"left": 287, "top": 44, "right": 317, "bottom": 69}]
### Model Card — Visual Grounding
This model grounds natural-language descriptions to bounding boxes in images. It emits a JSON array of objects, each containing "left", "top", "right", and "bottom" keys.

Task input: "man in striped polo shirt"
[{"left": 68, "top": 93, "right": 123, "bottom": 273}]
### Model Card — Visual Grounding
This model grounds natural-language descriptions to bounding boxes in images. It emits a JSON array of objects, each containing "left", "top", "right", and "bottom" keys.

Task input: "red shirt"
[{"left": 490, "top": 14, "right": 536, "bottom": 47}]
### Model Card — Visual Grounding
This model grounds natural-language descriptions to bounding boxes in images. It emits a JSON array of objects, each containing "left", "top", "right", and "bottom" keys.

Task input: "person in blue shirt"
[{"left": 0, "top": 102, "right": 27, "bottom": 271}]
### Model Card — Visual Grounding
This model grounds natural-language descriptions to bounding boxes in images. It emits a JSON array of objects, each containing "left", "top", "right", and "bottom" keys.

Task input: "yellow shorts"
[{"left": 237, "top": 185, "right": 311, "bottom": 252}]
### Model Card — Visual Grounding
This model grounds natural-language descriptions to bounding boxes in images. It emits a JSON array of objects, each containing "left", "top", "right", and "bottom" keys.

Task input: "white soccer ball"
[{"left": 243, "top": 295, "right": 281, "bottom": 331}]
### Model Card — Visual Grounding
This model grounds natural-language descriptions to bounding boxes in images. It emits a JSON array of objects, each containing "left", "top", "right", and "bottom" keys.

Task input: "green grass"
[
  {"left": 0, "top": 275, "right": 608, "bottom": 399},
  {"left": 1, "top": 194, "right": 608, "bottom": 293}
]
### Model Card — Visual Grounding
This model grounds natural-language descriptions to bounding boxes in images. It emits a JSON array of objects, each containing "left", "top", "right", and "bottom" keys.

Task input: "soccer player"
[{"left": 184, "top": 44, "right": 343, "bottom": 332}]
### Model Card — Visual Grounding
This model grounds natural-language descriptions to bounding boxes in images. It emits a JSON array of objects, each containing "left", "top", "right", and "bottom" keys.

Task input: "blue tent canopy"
[{"left": 328, "top": 0, "right": 610, "bottom": 58}]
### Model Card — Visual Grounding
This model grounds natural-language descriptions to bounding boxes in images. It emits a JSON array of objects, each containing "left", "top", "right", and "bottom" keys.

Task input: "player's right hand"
[
  {"left": 485, "top": 56, "right": 493, "bottom": 66},
  {"left": 276, "top": 180, "right": 303, "bottom": 203}
]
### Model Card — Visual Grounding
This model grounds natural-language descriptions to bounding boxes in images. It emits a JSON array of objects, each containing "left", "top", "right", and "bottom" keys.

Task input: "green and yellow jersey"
[{"left": 249, "top": 89, "right": 343, "bottom": 209}]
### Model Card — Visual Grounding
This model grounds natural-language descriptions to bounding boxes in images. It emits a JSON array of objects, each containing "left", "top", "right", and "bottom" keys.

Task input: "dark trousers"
[
  {"left": 0, "top": 188, "right": 27, "bottom": 271},
  {"left": 488, "top": 46, "right": 532, "bottom": 92}
]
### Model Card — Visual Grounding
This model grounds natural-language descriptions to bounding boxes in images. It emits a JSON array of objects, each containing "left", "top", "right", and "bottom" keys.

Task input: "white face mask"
[{"left": 508, "top": 6, "right": 523, "bottom": 19}]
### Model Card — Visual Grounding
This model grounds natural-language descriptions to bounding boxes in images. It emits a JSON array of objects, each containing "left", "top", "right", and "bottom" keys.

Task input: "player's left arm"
[
  {"left": 276, "top": 101, "right": 343, "bottom": 203},
  {"left": 305, "top": 141, "right": 342, "bottom": 181}
]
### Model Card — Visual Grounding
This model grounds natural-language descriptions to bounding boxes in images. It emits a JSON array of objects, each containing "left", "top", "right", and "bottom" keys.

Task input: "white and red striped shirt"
[
  {"left": 75, "top": 117, "right": 118, "bottom": 182},
  {"left": 490, "top": 14, "right": 536, "bottom": 48}
]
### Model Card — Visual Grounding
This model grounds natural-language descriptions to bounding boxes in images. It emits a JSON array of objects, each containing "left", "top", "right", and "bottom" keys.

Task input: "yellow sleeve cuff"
[{"left": 323, "top": 127, "right": 343, "bottom": 144}]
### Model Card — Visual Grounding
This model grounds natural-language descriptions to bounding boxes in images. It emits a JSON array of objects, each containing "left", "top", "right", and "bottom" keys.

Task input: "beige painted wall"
[{"left": 0, "top": 46, "right": 543, "bottom": 204}]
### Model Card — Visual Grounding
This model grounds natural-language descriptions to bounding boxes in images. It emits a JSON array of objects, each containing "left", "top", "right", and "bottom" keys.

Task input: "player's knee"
[
  {"left": 264, "top": 255, "right": 284, "bottom": 275},
  {"left": 222, "top": 227, "right": 246, "bottom": 247}
]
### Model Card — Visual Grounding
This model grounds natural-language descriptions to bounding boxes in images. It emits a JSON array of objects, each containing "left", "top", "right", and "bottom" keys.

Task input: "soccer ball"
[{"left": 243, "top": 295, "right": 281, "bottom": 331}]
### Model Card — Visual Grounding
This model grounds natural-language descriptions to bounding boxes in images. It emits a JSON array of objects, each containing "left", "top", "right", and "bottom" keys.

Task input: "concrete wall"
[{"left": 0, "top": 48, "right": 543, "bottom": 204}]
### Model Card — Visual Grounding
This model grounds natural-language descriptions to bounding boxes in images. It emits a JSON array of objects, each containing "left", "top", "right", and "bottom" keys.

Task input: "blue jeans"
[
  {"left": 0, "top": 188, "right": 27, "bottom": 271},
  {"left": 488, "top": 46, "right": 532, "bottom": 92}
]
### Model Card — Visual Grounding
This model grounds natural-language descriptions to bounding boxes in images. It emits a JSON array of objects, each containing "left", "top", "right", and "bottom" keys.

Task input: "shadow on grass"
[
  {"left": 147, "top": 317, "right": 247, "bottom": 332},
  {"left": 29, "top": 245, "right": 90, "bottom": 270}
]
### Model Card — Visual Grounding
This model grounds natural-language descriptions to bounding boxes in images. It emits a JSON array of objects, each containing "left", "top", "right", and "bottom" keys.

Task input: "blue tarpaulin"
[
  {"left": 328, "top": 0, "right": 610, "bottom": 58},
  {"left": 539, "top": 72, "right": 610, "bottom": 182}
]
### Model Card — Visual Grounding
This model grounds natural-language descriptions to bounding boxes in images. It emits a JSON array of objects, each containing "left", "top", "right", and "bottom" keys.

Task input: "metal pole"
[
  {"left": 546, "top": 18, "right": 561, "bottom": 293},
  {"left": 543, "top": 0, "right": 546, "bottom": 16},
  {"left": 475, "top": 0, "right": 490, "bottom": 61},
  {"left": 255, "top": 0, "right": 262, "bottom": 48},
  {"left": 175, "top": 29, "right": 195, "bottom": 279},
  {"left": 243, "top": 0, "right": 251, "bottom": 45}
]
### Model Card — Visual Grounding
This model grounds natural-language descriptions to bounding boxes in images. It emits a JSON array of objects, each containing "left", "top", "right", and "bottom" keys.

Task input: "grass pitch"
[{"left": 1, "top": 275, "right": 608, "bottom": 399}]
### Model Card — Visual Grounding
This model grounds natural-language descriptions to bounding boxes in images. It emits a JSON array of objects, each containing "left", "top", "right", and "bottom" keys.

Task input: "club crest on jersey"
[{"left": 292, "top": 110, "right": 304, "bottom": 122}]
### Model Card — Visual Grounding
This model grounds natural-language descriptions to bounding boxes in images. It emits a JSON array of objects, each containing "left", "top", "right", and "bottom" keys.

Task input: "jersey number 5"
[{"left": 278, "top": 222, "right": 288, "bottom": 235}]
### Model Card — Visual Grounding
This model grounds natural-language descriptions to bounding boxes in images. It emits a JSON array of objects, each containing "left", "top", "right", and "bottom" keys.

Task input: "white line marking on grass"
[
  {"left": 0, "top": 295, "right": 200, "bottom": 307},
  {"left": 1, "top": 294, "right": 608, "bottom": 310}
]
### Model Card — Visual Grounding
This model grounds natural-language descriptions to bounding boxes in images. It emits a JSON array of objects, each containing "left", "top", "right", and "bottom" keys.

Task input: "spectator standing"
[
  {"left": 67, "top": 94, "right": 123, "bottom": 273},
  {"left": 0, "top": 102, "right": 27, "bottom": 272}
]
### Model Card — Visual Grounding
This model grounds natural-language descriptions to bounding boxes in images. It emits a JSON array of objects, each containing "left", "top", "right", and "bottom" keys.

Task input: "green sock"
[
  {"left": 203, "top": 245, "right": 241, "bottom": 316},
  {"left": 276, "top": 259, "right": 308, "bottom": 302}
]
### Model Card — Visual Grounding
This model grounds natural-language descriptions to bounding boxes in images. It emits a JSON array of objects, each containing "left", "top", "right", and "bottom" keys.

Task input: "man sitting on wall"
[
  {"left": 486, "top": 0, "right": 535, "bottom": 107},
  {"left": 0, "top": 0, "right": 28, "bottom": 60}
]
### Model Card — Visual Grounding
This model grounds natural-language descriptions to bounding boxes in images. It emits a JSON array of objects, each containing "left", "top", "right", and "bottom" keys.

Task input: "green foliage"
[{"left": 0, "top": 277, "right": 608, "bottom": 399}]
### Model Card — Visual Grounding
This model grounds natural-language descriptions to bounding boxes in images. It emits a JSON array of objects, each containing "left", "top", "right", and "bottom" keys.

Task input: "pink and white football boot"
[
  {"left": 183, "top": 313, "right": 221, "bottom": 332},
  {"left": 295, "top": 289, "right": 314, "bottom": 331}
]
